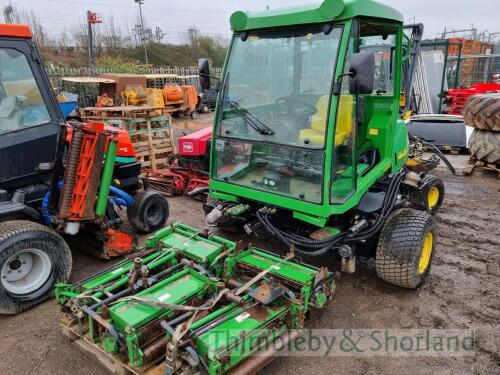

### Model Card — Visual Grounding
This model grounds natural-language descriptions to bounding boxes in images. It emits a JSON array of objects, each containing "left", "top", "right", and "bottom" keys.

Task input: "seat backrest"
[
  {"left": 336, "top": 94, "right": 354, "bottom": 136},
  {"left": 310, "top": 95, "right": 329, "bottom": 132}
]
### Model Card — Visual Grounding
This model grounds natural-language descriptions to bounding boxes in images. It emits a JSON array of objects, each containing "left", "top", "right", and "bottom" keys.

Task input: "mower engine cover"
[
  {"left": 178, "top": 127, "right": 212, "bottom": 156},
  {"left": 66, "top": 122, "right": 137, "bottom": 159}
]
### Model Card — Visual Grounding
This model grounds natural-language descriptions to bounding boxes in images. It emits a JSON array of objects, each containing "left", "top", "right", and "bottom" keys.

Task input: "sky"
[{"left": 8, "top": 0, "right": 500, "bottom": 44}]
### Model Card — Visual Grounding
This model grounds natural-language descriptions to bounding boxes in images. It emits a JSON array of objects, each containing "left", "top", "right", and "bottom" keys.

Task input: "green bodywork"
[
  {"left": 95, "top": 139, "right": 117, "bottom": 216},
  {"left": 209, "top": 0, "right": 409, "bottom": 227},
  {"left": 56, "top": 222, "right": 334, "bottom": 373}
]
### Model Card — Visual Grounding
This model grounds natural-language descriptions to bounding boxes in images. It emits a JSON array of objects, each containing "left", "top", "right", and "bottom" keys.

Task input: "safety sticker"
[
  {"left": 158, "top": 293, "right": 171, "bottom": 302},
  {"left": 235, "top": 312, "right": 250, "bottom": 323}
]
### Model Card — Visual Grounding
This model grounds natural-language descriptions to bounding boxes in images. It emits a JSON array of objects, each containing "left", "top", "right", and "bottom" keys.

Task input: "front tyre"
[
  {"left": 0, "top": 220, "right": 72, "bottom": 314},
  {"left": 127, "top": 191, "right": 169, "bottom": 233},
  {"left": 375, "top": 209, "right": 436, "bottom": 289}
]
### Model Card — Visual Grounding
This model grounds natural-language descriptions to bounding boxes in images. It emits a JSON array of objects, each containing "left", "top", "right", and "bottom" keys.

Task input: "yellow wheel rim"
[
  {"left": 427, "top": 187, "right": 440, "bottom": 209},
  {"left": 418, "top": 233, "right": 433, "bottom": 274}
]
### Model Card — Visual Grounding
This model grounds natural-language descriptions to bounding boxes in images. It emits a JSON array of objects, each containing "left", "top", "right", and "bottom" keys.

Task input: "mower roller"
[
  {"left": 56, "top": 222, "right": 334, "bottom": 375},
  {"left": 200, "top": 0, "right": 445, "bottom": 289}
]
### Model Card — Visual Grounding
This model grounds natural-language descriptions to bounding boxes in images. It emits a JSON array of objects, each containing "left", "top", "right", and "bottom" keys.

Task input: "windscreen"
[
  {"left": 213, "top": 26, "right": 342, "bottom": 204},
  {"left": 218, "top": 26, "right": 342, "bottom": 149}
]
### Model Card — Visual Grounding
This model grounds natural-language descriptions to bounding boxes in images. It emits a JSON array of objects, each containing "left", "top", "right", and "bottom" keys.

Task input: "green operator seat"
[{"left": 299, "top": 94, "right": 354, "bottom": 146}]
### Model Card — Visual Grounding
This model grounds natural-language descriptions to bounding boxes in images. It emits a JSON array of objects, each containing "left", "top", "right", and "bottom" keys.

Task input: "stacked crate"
[{"left": 81, "top": 107, "right": 173, "bottom": 169}]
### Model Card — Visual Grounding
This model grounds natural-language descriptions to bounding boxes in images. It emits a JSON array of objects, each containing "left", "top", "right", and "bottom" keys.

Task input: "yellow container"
[{"left": 145, "top": 88, "right": 165, "bottom": 108}]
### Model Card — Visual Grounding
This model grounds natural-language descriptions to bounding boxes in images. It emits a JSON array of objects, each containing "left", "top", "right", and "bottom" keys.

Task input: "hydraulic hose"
[{"left": 256, "top": 170, "right": 407, "bottom": 256}]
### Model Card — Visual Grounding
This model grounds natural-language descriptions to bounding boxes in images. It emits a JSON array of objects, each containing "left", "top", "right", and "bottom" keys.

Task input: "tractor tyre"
[
  {"left": 409, "top": 174, "right": 445, "bottom": 215},
  {"left": 375, "top": 209, "right": 436, "bottom": 289},
  {"left": 468, "top": 129, "right": 500, "bottom": 165},
  {"left": 128, "top": 191, "right": 169, "bottom": 233},
  {"left": 463, "top": 93, "right": 500, "bottom": 132},
  {"left": 0, "top": 220, "right": 72, "bottom": 314}
]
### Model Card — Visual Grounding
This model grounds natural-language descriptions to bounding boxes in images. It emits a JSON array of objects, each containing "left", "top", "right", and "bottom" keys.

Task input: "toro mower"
[
  {"left": 202, "top": 0, "right": 445, "bottom": 289},
  {"left": 144, "top": 127, "right": 211, "bottom": 200},
  {"left": 0, "top": 24, "right": 168, "bottom": 314}
]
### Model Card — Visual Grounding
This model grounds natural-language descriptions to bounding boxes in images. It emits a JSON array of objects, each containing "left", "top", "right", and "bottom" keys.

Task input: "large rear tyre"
[
  {"left": 0, "top": 220, "right": 72, "bottom": 314},
  {"left": 127, "top": 191, "right": 169, "bottom": 233},
  {"left": 468, "top": 129, "right": 500, "bottom": 165},
  {"left": 462, "top": 93, "right": 500, "bottom": 131},
  {"left": 375, "top": 209, "right": 436, "bottom": 289}
]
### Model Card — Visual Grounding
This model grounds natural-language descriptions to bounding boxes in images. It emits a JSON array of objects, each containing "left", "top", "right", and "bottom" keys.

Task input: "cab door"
[{"left": 0, "top": 37, "right": 64, "bottom": 189}]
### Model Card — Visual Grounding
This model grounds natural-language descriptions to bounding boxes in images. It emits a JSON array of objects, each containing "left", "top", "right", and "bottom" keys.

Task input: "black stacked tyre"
[
  {"left": 463, "top": 93, "right": 500, "bottom": 166},
  {"left": 463, "top": 93, "right": 500, "bottom": 132},
  {"left": 468, "top": 130, "right": 500, "bottom": 165}
]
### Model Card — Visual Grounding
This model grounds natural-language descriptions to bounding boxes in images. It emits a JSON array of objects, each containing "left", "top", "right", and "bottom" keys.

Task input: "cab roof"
[
  {"left": 230, "top": 0, "right": 403, "bottom": 32},
  {"left": 0, "top": 24, "right": 32, "bottom": 38}
]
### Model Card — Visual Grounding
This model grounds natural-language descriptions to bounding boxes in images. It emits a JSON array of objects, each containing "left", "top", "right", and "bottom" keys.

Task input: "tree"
[{"left": 1, "top": 2, "right": 49, "bottom": 47}]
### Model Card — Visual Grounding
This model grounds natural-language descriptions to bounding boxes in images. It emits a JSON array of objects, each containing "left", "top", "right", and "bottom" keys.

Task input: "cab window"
[
  {"left": 0, "top": 48, "right": 50, "bottom": 135},
  {"left": 359, "top": 22, "right": 397, "bottom": 95}
]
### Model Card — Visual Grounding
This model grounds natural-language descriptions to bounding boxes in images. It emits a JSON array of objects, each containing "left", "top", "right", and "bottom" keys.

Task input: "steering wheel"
[{"left": 275, "top": 97, "right": 317, "bottom": 117}]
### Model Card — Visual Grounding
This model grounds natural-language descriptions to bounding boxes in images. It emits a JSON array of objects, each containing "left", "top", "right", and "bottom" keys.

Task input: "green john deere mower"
[
  {"left": 202, "top": 0, "right": 445, "bottom": 289},
  {"left": 55, "top": 1, "right": 445, "bottom": 374}
]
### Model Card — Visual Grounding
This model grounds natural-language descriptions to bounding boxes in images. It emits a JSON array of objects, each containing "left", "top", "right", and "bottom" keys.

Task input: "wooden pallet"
[
  {"left": 78, "top": 112, "right": 174, "bottom": 170},
  {"left": 61, "top": 319, "right": 165, "bottom": 375},
  {"left": 130, "top": 118, "right": 174, "bottom": 169},
  {"left": 81, "top": 105, "right": 176, "bottom": 119},
  {"left": 463, "top": 158, "right": 500, "bottom": 178}
]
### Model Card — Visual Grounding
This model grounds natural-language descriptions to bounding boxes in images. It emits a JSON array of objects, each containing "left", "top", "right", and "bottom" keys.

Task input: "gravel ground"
[{"left": 0, "top": 143, "right": 498, "bottom": 375}]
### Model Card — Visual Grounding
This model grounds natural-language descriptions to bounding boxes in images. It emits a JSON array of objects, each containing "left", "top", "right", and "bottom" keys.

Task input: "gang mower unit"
[
  {"left": 56, "top": 222, "right": 334, "bottom": 375},
  {"left": 202, "top": 0, "right": 445, "bottom": 289},
  {"left": 0, "top": 24, "right": 169, "bottom": 314}
]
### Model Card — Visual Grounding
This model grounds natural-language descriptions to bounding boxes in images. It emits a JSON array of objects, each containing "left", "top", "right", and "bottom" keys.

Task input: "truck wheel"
[
  {"left": 128, "top": 191, "right": 169, "bottom": 233},
  {"left": 409, "top": 174, "right": 445, "bottom": 215},
  {"left": 375, "top": 209, "right": 436, "bottom": 289},
  {"left": 0, "top": 220, "right": 72, "bottom": 314}
]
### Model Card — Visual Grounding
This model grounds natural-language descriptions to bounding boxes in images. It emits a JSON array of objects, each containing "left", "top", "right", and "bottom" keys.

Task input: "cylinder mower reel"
[{"left": 55, "top": 222, "right": 336, "bottom": 374}]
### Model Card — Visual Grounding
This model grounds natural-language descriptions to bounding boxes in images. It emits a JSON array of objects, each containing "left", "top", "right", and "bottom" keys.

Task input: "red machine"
[
  {"left": 445, "top": 83, "right": 500, "bottom": 114},
  {"left": 66, "top": 123, "right": 136, "bottom": 159},
  {"left": 144, "top": 127, "right": 212, "bottom": 200}
]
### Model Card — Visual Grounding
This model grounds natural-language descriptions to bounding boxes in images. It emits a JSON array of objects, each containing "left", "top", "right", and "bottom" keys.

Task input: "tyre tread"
[{"left": 375, "top": 209, "right": 436, "bottom": 289}]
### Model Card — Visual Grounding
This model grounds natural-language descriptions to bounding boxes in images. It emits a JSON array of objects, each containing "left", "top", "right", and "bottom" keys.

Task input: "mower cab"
[
  {"left": 0, "top": 24, "right": 62, "bottom": 190},
  {"left": 205, "top": 0, "right": 444, "bottom": 289}
]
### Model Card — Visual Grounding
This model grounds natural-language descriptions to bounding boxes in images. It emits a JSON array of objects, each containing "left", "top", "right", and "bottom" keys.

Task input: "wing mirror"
[
  {"left": 198, "top": 58, "right": 211, "bottom": 91},
  {"left": 348, "top": 51, "right": 375, "bottom": 95}
]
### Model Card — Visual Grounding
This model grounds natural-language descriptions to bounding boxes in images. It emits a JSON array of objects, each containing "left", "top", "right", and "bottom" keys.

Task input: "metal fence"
[{"left": 447, "top": 54, "right": 500, "bottom": 87}]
